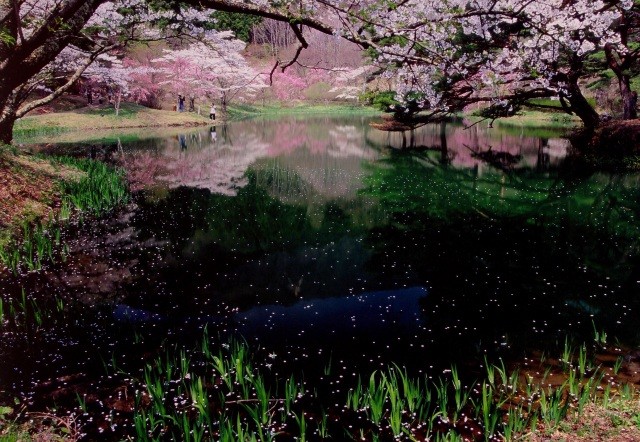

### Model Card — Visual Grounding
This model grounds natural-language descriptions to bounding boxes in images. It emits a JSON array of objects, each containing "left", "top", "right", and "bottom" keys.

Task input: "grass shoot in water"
[
  {"left": 54, "top": 156, "right": 129, "bottom": 215},
  {"left": 13, "top": 324, "right": 628, "bottom": 441}
]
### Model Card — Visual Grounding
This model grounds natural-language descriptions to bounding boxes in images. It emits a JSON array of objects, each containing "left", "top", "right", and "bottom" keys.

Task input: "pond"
[{"left": 3, "top": 114, "right": 640, "bottom": 439}]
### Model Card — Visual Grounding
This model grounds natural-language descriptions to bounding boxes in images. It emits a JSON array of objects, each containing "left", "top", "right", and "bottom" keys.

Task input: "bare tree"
[{"left": 251, "top": 19, "right": 297, "bottom": 57}]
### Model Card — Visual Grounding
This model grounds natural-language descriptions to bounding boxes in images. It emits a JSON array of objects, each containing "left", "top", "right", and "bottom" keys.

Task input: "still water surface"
[{"left": 2, "top": 115, "right": 640, "bottom": 422}]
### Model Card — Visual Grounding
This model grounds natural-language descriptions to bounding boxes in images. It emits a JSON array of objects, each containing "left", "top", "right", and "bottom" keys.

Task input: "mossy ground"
[{"left": 465, "top": 110, "right": 582, "bottom": 131}]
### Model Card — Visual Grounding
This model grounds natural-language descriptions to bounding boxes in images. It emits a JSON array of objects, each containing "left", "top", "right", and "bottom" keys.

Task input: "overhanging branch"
[{"left": 16, "top": 44, "right": 121, "bottom": 118}]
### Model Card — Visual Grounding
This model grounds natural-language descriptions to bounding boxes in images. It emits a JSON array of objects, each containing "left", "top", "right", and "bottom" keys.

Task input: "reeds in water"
[{"left": 126, "top": 332, "right": 638, "bottom": 442}]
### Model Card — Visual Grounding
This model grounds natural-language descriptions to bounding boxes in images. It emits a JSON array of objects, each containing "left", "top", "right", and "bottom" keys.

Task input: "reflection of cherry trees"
[
  {"left": 366, "top": 123, "right": 571, "bottom": 171},
  {"left": 327, "top": 125, "right": 376, "bottom": 159},
  {"left": 121, "top": 118, "right": 381, "bottom": 197},
  {"left": 123, "top": 151, "right": 169, "bottom": 192},
  {"left": 120, "top": 118, "right": 568, "bottom": 200},
  {"left": 254, "top": 119, "right": 377, "bottom": 160},
  {"left": 143, "top": 131, "right": 271, "bottom": 195}
]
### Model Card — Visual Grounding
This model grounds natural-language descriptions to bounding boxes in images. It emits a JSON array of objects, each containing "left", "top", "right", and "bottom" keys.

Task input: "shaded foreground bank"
[
  {"left": 1, "top": 324, "right": 640, "bottom": 441},
  {"left": 0, "top": 149, "right": 128, "bottom": 273}
]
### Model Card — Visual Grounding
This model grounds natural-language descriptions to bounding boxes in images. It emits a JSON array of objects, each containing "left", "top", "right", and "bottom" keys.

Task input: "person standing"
[
  {"left": 178, "top": 94, "right": 185, "bottom": 112},
  {"left": 209, "top": 103, "right": 216, "bottom": 120}
]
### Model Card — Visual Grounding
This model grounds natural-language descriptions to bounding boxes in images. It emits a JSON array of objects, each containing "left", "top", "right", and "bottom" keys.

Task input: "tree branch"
[
  {"left": 280, "top": 23, "right": 308, "bottom": 71},
  {"left": 16, "top": 44, "right": 120, "bottom": 118}
]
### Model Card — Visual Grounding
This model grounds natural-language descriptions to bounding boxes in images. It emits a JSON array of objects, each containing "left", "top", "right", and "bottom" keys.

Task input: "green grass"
[
  {"left": 13, "top": 103, "right": 210, "bottom": 142},
  {"left": 0, "top": 219, "right": 64, "bottom": 274},
  {"left": 463, "top": 109, "right": 581, "bottom": 137},
  {"left": 121, "top": 331, "right": 640, "bottom": 442},
  {"left": 0, "top": 156, "right": 128, "bottom": 274},
  {"left": 498, "top": 111, "right": 580, "bottom": 128},
  {"left": 2, "top": 324, "right": 639, "bottom": 441},
  {"left": 226, "top": 102, "right": 382, "bottom": 120},
  {"left": 54, "top": 156, "right": 129, "bottom": 215}
]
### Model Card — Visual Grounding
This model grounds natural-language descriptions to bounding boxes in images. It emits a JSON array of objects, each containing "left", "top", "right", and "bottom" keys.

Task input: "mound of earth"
[
  {"left": 589, "top": 119, "right": 640, "bottom": 157},
  {"left": 0, "top": 152, "right": 81, "bottom": 231}
]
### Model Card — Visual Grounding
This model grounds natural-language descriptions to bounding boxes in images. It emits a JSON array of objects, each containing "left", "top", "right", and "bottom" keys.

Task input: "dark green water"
[{"left": 2, "top": 115, "right": 640, "bottom": 437}]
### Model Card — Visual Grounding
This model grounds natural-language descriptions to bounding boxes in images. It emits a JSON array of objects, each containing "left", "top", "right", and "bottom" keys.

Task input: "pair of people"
[{"left": 177, "top": 95, "right": 216, "bottom": 119}]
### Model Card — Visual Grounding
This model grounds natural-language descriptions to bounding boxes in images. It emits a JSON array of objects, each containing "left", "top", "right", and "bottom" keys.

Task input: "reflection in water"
[
  {"left": 4, "top": 115, "right": 640, "bottom": 428},
  {"left": 368, "top": 120, "right": 570, "bottom": 171},
  {"left": 115, "top": 117, "right": 569, "bottom": 196},
  {"left": 236, "top": 286, "right": 427, "bottom": 345}
]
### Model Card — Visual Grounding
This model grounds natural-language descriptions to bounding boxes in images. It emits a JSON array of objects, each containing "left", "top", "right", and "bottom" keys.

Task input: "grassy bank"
[
  {"left": 16, "top": 125, "right": 208, "bottom": 146},
  {"left": 14, "top": 102, "right": 381, "bottom": 144},
  {"left": 463, "top": 110, "right": 581, "bottom": 130},
  {"left": 13, "top": 103, "right": 211, "bottom": 141},
  {"left": 0, "top": 149, "right": 79, "bottom": 234},
  {"left": 0, "top": 150, "right": 129, "bottom": 274},
  {"left": 493, "top": 111, "right": 581, "bottom": 130},
  {"left": 226, "top": 102, "right": 383, "bottom": 120}
]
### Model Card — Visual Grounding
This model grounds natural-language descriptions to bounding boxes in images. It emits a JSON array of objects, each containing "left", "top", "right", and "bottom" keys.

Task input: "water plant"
[
  {"left": 54, "top": 156, "right": 129, "bottom": 215},
  {"left": 479, "top": 381, "right": 500, "bottom": 440},
  {"left": 502, "top": 405, "right": 527, "bottom": 440},
  {"left": 284, "top": 375, "right": 298, "bottom": 415},
  {"left": 317, "top": 408, "right": 329, "bottom": 438},
  {"left": 387, "top": 383, "right": 405, "bottom": 437},
  {"left": 346, "top": 377, "right": 363, "bottom": 411},
  {"left": 366, "top": 371, "right": 388, "bottom": 426},
  {"left": 614, "top": 356, "right": 624, "bottom": 375},
  {"left": 561, "top": 337, "right": 573, "bottom": 371},
  {"left": 293, "top": 411, "right": 307, "bottom": 442},
  {"left": 592, "top": 320, "right": 608, "bottom": 347},
  {"left": 392, "top": 363, "right": 424, "bottom": 414},
  {"left": 538, "top": 383, "right": 570, "bottom": 429},
  {"left": 252, "top": 374, "right": 271, "bottom": 425},
  {"left": 120, "top": 332, "right": 639, "bottom": 442},
  {"left": 0, "top": 220, "right": 65, "bottom": 274}
]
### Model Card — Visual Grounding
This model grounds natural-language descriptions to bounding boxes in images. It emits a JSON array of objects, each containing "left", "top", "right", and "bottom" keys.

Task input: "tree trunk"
[
  {"left": 565, "top": 85, "right": 600, "bottom": 129},
  {"left": 604, "top": 43, "right": 637, "bottom": 120},
  {"left": 619, "top": 75, "right": 638, "bottom": 120},
  {"left": 0, "top": 107, "right": 17, "bottom": 145}
]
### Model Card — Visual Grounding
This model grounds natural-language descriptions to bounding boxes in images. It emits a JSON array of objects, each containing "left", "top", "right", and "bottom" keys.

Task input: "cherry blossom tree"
[
  {"left": 152, "top": 36, "right": 267, "bottom": 111},
  {"left": 329, "top": 66, "right": 376, "bottom": 102},
  {"left": 604, "top": 4, "right": 640, "bottom": 119},
  {"left": 193, "top": 0, "right": 638, "bottom": 127},
  {"left": 0, "top": 0, "right": 218, "bottom": 143},
  {"left": 123, "top": 44, "right": 168, "bottom": 108},
  {"left": 347, "top": 0, "right": 637, "bottom": 128},
  {"left": 270, "top": 70, "right": 308, "bottom": 101},
  {"left": 84, "top": 54, "right": 157, "bottom": 115},
  {"left": 2, "top": 0, "right": 639, "bottom": 144}
]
